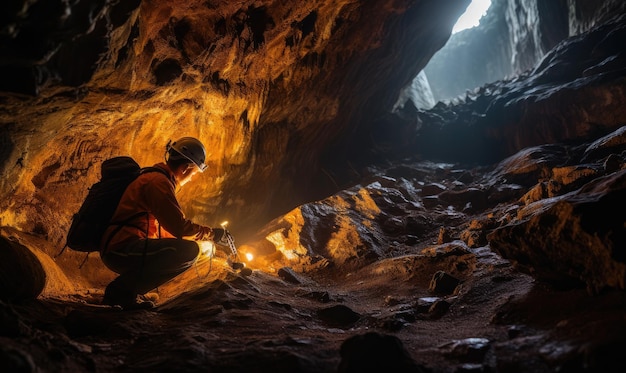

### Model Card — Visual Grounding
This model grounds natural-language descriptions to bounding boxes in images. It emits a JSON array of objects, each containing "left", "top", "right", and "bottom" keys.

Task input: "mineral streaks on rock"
[
  {"left": 489, "top": 168, "right": 626, "bottom": 293},
  {"left": 0, "top": 0, "right": 467, "bottom": 251}
]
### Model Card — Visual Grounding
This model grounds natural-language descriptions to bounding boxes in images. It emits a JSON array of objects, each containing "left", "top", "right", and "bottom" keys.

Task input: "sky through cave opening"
[{"left": 453, "top": 0, "right": 492, "bottom": 33}]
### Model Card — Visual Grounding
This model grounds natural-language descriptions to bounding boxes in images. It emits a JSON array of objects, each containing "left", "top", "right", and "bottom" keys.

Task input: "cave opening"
[
  {"left": 394, "top": 0, "right": 501, "bottom": 111},
  {"left": 452, "top": 0, "right": 492, "bottom": 34}
]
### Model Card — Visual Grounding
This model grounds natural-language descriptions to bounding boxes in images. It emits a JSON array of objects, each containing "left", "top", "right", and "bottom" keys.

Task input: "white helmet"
[{"left": 166, "top": 137, "right": 207, "bottom": 172}]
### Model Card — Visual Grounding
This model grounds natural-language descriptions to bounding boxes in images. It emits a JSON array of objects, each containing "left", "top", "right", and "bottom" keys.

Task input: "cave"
[{"left": 2, "top": 0, "right": 626, "bottom": 371}]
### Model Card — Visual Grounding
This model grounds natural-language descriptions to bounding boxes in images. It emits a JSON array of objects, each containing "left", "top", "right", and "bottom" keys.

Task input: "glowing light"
[
  {"left": 245, "top": 252, "right": 254, "bottom": 261},
  {"left": 452, "top": 0, "right": 491, "bottom": 33},
  {"left": 220, "top": 221, "right": 229, "bottom": 228},
  {"left": 199, "top": 241, "right": 215, "bottom": 257}
]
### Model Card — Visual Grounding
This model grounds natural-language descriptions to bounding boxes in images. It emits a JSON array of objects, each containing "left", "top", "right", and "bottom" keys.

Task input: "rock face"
[
  {"left": 0, "top": 236, "right": 45, "bottom": 301},
  {"left": 0, "top": 0, "right": 469, "bottom": 246},
  {"left": 245, "top": 125, "right": 626, "bottom": 294},
  {"left": 424, "top": 0, "right": 626, "bottom": 102},
  {"left": 407, "top": 14, "right": 626, "bottom": 165},
  {"left": 488, "top": 128, "right": 626, "bottom": 292}
]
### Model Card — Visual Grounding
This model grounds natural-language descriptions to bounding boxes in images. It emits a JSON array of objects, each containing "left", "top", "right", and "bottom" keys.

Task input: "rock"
[
  {"left": 489, "top": 145, "right": 568, "bottom": 187},
  {"left": 316, "top": 305, "right": 360, "bottom": 328},
  {"left": 437, "top": 227, "right": 452, "bottom": 244},
  {"left": 338, "top": 332, "right": 426, "bottom": 373},
  {"left": 488, "top": 169, "right": 626, "bottom": 292},
  {"left": 0, "top": 301, "right": 30, "bottom": 337},
  {"left": 487, "top": 183, "right": 526, "bottom": 205},
  {"left": 582, "top": 125, "right": 626, "bottom": 162},
  {"left": 439, "top": 187, "right": 488, "bottom": 212},
  {"left": 300, "top": 290, "right": 331, "bottom": 303},
  {"left": 414, "top": 297, "right": 440, "bottom": 314},
  {"left": 550, "top": 165, "right": 601, "bottom": 192},
  {"left": 456, "top": 363, "right": 487, "bottom": 372},
  {"left": 460, "top": 224, "right": 489, "bottom": 248},
  {"left": 383, "top": 295, "right": 400, "bottom": 306},
  {"left": 277, "top": 267, "right": 303, "bottom": 284},
  {"left": 429, "top": 298, "right": 452, "bottom": 319},
  {"left": 421, "top": 182, "right": 447, "bottom": 196},
  {"left": 603, "top": 153, "right": 623, "bottom": 173},
  {"left": 429, "top": 271, "right": 461, "bottom": 295},
  {"left": 0, "top": 236, "right": 46, "bottom": 301},
  {"left": 379, "top": 310, "right": 416, "bottom": 332},
  {"left": 0, "top": 346, "right": 35, "bottom": 373},
  {"left": 64, "top": 308, "right": 134, "bottom": 338},
  {"left": 442, "top": 338, "right": 491, "bottom": 363},
  {"left": 422, "top": 195, "right": 441, "bottom": 209},
  {"left": 0, "top": 2, "right": 626, "bottom": 373}
]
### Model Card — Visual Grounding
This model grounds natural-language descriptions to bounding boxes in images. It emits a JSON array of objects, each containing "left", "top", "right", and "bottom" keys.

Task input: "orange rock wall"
[{"left": 0, "top": 1, "right": 467, "bottom": 275}]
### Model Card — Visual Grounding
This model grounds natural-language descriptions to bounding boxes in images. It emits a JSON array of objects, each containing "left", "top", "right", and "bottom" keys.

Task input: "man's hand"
[
  {"left": 211, "top": 228, "right": 233, "bottom": 245},
  {"left": 195, "top": 226, "right": 213, "bottom": 241},
  {"left": 194, "top": 226, "right": 233, "bottom": 244},
  {"left": 213, "top": 228, "right": 226, "bottom": 242}
]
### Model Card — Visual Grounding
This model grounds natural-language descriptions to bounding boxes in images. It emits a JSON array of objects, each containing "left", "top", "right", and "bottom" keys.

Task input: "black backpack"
[{"left": 58, "top": 156, "right": 167, "bottom": 259}]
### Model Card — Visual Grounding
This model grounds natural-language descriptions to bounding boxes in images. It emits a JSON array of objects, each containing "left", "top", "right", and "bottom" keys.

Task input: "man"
[{"left": 99, "top": 137, "right": 226, "bottom": 310}]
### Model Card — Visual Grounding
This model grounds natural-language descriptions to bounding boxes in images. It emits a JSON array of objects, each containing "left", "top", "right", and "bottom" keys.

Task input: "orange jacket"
[{"left": 100, "top": 162, "right": 206, "bottom": 253}]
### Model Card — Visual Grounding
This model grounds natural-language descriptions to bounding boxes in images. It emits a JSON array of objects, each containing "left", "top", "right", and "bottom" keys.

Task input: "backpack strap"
[
  {"left": 100, "top": 166, "right": 174, "bottom": 253},
  {"left": 78, "top": 252, "right": 90, "bottom": 269},
  {"left": 141, "top": 166, "right": 175, "bottom": 187},
  {"left": 100, "top": 211, "right": 149, "bottom": 252},
  {"left": 55, "top": 243, "right": 69, "bottom": 258}
]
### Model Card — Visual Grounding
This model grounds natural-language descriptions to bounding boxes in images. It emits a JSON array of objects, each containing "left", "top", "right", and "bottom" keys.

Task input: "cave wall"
[
  {"left": 2, "top": 0, "right": 624, "bottom": 285},
  {"left": 424, "top": 0, "right": 515, "bottom": 103},
  {"left": 424, "top": 0, "right": 625, "bottom": 102},
  {"left": 410, "top": 12, "right": 626, "bottom": 167},
  {"left": 506, "top": 0, "right": 570, "bottom": 74},
  {"left": 0, "top": 0, "right": 470, "bottom": 253}
]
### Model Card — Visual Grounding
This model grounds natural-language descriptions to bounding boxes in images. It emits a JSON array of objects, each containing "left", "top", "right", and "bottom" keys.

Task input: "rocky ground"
[{"left": 2, "top": 124, "right": 626, "bottom": 372}]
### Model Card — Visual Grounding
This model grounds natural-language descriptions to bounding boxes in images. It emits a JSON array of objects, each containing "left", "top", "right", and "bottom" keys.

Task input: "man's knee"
[{"left": 181, "top": 240, "right": 200, "bottom": 260}]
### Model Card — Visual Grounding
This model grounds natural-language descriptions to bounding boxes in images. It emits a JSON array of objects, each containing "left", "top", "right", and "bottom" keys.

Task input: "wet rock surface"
[{"left": 2, "top": 122, "right": 626, "bottom": 371}]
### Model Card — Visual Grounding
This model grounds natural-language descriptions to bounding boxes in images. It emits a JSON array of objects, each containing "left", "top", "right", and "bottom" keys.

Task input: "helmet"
[{"left": 166, "top": 137, "right": 207, "bottom": 172}]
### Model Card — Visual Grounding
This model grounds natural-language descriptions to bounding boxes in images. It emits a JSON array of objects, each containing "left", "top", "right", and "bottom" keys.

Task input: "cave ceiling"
[{"left": 0, "top": 0, "right": 470, "bottom": 242}]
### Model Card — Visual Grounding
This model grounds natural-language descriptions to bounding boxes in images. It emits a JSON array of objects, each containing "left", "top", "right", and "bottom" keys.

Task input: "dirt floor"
[
  {"left": 3, "top": 152, "right": 626, "bottom": 372},
  {"left": 4, "top": 242, "right": 626, "bottom": 373}
]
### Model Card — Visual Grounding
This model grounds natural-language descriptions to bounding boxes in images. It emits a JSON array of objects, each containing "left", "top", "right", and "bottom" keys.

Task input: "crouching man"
[{"left": 99, "top": 137, "right": 226, "bottom": 310}]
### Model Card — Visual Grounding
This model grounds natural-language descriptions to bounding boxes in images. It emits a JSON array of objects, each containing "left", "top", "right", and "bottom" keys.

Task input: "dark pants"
[{"left": 101, "top": 238, "right": 199, "bottom": 300}]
